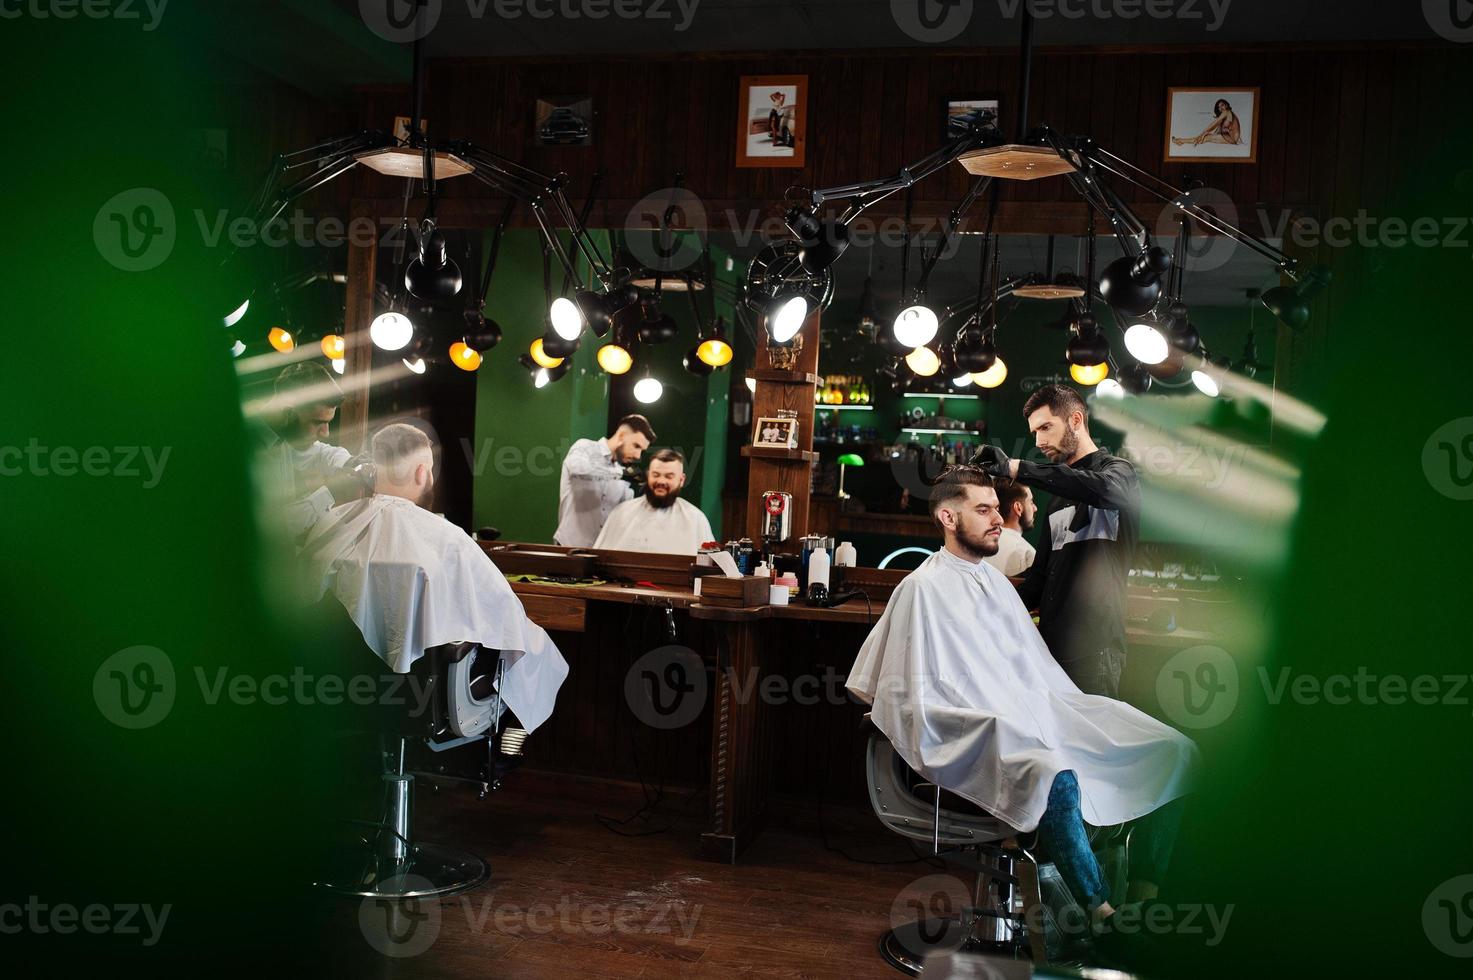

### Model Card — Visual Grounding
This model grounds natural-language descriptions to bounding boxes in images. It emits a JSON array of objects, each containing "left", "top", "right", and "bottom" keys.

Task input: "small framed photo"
[
  {"left": 736, "top": 75, "right": 806, "bottom": 168},
  {"left": 1164, "top": 88, "right": 1259, "bottom": 163},
  {"left": 392, "top": 115, "right": 425, "bottom": 144},
  {"left": 753, "top": 417, "right": 798, "bottom": 450},
  {"left": 944, "top": 98, "right": 1000, "bottom": 141},
  {"left": 535, "top": 96, "right": 593, "bottom": 147}
]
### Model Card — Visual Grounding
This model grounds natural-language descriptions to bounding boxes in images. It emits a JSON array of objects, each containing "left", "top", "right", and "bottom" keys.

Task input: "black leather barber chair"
[
  {"left": 309, "top": 599, "right": 521, "bottom": 899},
  {"left": 863, "top": 716, "right": 1123, "bottom": 974}
]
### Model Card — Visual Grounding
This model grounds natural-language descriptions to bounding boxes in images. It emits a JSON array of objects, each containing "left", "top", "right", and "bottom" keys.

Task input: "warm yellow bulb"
[
  {"left": 450, "top": 341, "right": 483, "bottom": 372},
  {"left": 696, "top": 338, "right": 733, "bottom": 368},
  {"left": 905, "top": 345, "right": 941, "bottom": 377},
  {"left": 530, "top": 337, "right": 564, "bottom": 369},
  {"left": 268, "top": 327, "right": 295, "bottom": 353},
  {"left": 972, "top": 358, "right": 1008, "bottom": 389},
  {"left": 1069, "top": 362, "right": 1109, "bottom": 386},
  {"left": 597, "top": 343, "right": 633, "bottom": 375},
  {"left": 320, "top": 334, "right": 345, "bottom": 359}
]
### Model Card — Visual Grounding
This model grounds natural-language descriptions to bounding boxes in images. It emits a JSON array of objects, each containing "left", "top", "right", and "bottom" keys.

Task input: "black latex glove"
[{"left": 969, "top": 444, "right": 1012, "bottom": 479}]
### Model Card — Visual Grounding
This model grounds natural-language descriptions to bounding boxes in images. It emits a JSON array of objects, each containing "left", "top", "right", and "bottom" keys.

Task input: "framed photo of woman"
[
  {"left": 1164, "top": 88, "right": 1259, "bottom": 164},
  {"left": 736, "top": 75, "right": 807, "bottom": 168}
]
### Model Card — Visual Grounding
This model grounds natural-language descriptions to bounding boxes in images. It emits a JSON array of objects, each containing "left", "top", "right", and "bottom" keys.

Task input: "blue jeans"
[{"left": 1035, "top": 770, "right": 1183, "bottom": 910}]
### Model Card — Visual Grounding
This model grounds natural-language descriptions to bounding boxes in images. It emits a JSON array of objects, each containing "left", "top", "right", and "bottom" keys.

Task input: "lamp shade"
[
  {"left": 1069, "top": 362, "right": 1109, "bottom": 386},
  {"left": 597, "top": 340, "right": 634, "bottom": 375},
  {"left": 1098, "top": 247, "right": 1171, "bottom": 316},
  {"left": 971, "top": 357, "right": 1008, "bottom": 388},
  {"left": 268, "top": 326, "right": 295, "bottom": 353},
  {"left": 837, "top": 453, "right": 865, "bottom": 467},
  {"left": 320, "top": 333, "right": 345, "bottom": 359},
  {"left": 905, "top": 345, "right": 941, "bottom": 377}
]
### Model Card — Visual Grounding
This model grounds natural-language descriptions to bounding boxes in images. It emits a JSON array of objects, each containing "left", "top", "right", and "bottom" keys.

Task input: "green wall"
[{"left": 472, "top": 231, "right": 734, "bottom": 542}]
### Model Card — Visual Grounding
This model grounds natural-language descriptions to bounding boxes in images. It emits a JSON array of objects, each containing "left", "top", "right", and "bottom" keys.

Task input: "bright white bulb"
[
  {"left": 770, "top": 296, "right": 808, "bottom": 343},
  {"left": 951, "top": 373, "right": 973, "bottom": 388},
  {"left": 229, "top": 339, "right": 246, "bottom": 358},
  {"left": 744, "top": 377, "right": 757, "bottom": 394},
  {"left": 534, "top": 368, "right": 552, "bottom": 389},
  {"left": 402, "top": 356, "right": 427, "bottom": 375},
  {"left": 1124, "top": 323, "right": 1169, "bottom": 365},
  {"left": 1191, "top": 369, "right": 1221, "bottom": 397},
  {"left": 331, "top": 358, "right": 345, "bottom": 375},
  {"left": 370, "top": 311, "right": 414, "bottom": 351},
  {"left": 1095, "top": 378, "right": 1125, "bottom": 399},
  {"left": 549, "top": 297, "right": 584, "bottom": 341},
  {"left": 893, "top": 305, "right": 939, "bottom": 349},
  {"left": 223, "top": 299, "right": 250, "bottom": 328},
  {"left": 633, "top": 377, "right": 664, "bottom": 404}
]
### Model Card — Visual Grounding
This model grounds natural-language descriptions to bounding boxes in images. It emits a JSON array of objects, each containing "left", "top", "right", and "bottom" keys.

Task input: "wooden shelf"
[
  {"left": 741, "top": 445, "right": 818, "bottom": 463},
  {"left": 747, "top": 368, "right": 819, "bottom": 385}
]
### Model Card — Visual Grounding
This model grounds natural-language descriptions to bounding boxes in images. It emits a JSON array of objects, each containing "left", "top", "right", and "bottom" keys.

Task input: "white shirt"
[
  {"left": 593, "top": 495, "right": 715, "bottom": 555},
  {"left": 983, "top": 526, "right": 1036, "bottom": 578},
  {"left": 259, "top": 438, "right": 351, "bottom": 537},
  {"left": 846, "top": 547, "right": 1196, "bottom": 832},
  {"left": 301, "top": 495, "right": 569, "bottom": 733},
  {"left": 554, "top": 437, "right": 633, "bottom": 547}
]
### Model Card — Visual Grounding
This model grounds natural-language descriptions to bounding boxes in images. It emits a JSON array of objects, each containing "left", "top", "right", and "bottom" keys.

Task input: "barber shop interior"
[{"left": 12, "top": 2, "right": 1473, "bottom": 978}]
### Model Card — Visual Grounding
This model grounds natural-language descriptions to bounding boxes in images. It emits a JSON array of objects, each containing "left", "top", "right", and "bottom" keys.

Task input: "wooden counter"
[{"left": 487, "top": 541, "right": 1226, "bottom": 863}]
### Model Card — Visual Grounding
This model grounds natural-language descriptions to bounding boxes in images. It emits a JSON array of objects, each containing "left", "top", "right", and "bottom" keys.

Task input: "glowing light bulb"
[
  {"left": 1124, "top": 322, "right": 1168, "bottom": 365},
  {"left": 905, "top": 345, "right": 941, "bottom": 377},
  {"left": 402, "top": 356, "right": 427, "bottom": 375},
  {"left": 223, "top": 299, "right": 249, "bottom": 329},
  {"left": 1191, "top": 369, "right": 1221, "bottom": 397},
  {"left": 1095, "top": 378, "right": 1125, "bottom": 399},
  {"left": 972, "top": 357, "right": 1008, "bottom": 389},
  {"left": 597, "top": 343, "right": 633, "bottom": 375},
  {"left": 529, "top": 337, "right": 564, "bottom": 369},
  {"left": 321, "top": 334, "right": 346, "bottom": 359},
  {"left": 549, "top": 297, "right": 584, "bottom": 341},
  {"left": 330, "top": 358, "right": 345, "bottom": 375},
  {"left": 696, "top": 338, "right": 734, "bottom": 367},
  {"left": 1069, "top": 362, "right": 1109, "bottom": 386},
  {"left": 893, "top": 305, "right": 939, "bottom": 348},
  {"left": 770, "top": 296, "right": 808, "bottom": 343},
  {"left": 268, "top": 327, "right": 294, "bottom": 353},
  {"left": 370, "top": 311, "right": 413, "bottom": 351},
  {"left": 450, "top": 341, "right": 483, "bottom": 372},
  {"left": 951, "top": 373, "right": 973, "bottom": 388},
  {"left": 633, "top": 376, "right": 664, "bottom": 404}
]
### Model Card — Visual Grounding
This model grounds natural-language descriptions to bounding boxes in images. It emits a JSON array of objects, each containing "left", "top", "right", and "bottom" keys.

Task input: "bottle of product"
[
  {"left": 835, "top": 541, "right": 857, "bottom": 567},
  {"left": 808, "top": 546, "right": 831, "bottom": 591},
  {"left": 754, "top": 562, "right": 771, "bottom": 578}
]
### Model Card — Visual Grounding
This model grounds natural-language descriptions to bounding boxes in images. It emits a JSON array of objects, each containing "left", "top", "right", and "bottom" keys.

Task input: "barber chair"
[
  {"left": 311, "top": 600, "right": 521, "bottom": 899},
  {"left": 863, "top": 717, "right": 1122, "bottom": 975}
]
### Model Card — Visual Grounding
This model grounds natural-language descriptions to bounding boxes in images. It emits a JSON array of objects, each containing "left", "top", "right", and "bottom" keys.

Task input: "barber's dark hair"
[
  {"left": 650, "top": 448, "right": 685, "bottom": 466},
  {"left": 615, "top": 413, "right": 656, "bottom": 442},
  {"left": 928, "top": 465, "right": 994, "bottom": 528},
  {"left": 1022, "top": 383, "right": 1087, "bottom": 428},
  {"left": 274, "top": 361, "right": 343, "bottom": 409},
  {"left": 993, "top": 477, "right": 1029, "bottom": 521}
]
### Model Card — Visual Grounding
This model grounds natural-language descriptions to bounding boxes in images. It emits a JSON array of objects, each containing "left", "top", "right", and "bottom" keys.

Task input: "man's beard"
[
  {"left": 1019, "top": 511, "right": 1034, "bottom": 532},
  {"left": 416, "top": 475, "right": 436, "bottom": 510},
  {"left": 1049, "top": 425, "right": 1079, "bottom": 462},
  {"left": 954, "top": 521, "right": 1000, "bottom": 558},
  {"left": 645, "top": 485, "right": 680, "bottom": 509}
]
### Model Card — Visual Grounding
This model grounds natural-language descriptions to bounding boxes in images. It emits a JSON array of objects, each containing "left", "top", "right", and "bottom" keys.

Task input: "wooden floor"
[{"left": 339, "top": 770, "right": 955, "bottom": 979}]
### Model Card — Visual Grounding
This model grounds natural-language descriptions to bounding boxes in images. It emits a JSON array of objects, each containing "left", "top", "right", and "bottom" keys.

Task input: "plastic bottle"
[
  {"left": 808, "top": 546, "right": 831, "bottom": 590},
  {"left": 835, "top": 541, "right": 857, "bottom": 567}
]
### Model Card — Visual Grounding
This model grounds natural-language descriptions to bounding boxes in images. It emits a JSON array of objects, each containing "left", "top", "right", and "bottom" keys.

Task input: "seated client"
[
  {"left": 592, "top": 448, "right": 714, "bottom": 555},
  {"left": 301, "top": 422, "right": 568, "bottom": 733},
  {"left": 847, "top": 466, "right": 1197, "bottom": 942}
]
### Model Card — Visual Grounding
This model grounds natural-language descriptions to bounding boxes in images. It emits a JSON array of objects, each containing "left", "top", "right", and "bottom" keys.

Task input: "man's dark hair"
[
  {"left": 649, "top": 448, "right": 685, "bottom": 467},
  {"left": 1022, "top": 383, "right": 1088, "bottom": 427},
  {"left": 928, "top": 465, "right": 994, "bottom": 528},
  {"left": 993, "top": 477, "right": 1029, "bottom": 522},
  {"left": 615, "top": 413, "right": 656, "bottom": 442},
  {"left": 274, "top": 361, "right": 343, "bottom": 409}
]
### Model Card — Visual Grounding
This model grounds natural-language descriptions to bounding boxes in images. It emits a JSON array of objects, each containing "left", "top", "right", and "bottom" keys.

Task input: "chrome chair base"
[
  {"left": 314, "top": 840, "right": 489, "bottom": 899},
  {"left": 879, "top": 910, "right": 1032, "bottom": 977}
]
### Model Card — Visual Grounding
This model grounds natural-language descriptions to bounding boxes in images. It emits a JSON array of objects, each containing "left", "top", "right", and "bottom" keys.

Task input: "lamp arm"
[
  {"left": 915, "top": 176, "right": 993, "bottom": 297},
  {"left": 813, "top": 129, "right": 995, "bottom": 222}
]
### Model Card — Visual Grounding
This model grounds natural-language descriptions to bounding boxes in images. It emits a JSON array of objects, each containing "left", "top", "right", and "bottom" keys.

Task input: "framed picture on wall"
[
  {"left": 392, "top": 115, "right": 425, "bottom": 143},
  {"left": 1163, "top": 87, "right": 1259, "bottom": 163},
  {"left": 736, "top": 75, "right": 806, "bottom": 168},
  {"left": 944, "top": 97, "right": 1000, "bottom": 140},
  {"left": 535, "top": 96, "right": 593, "bottom": 147},
  {"left": 753, "top": 416, "right": 798, "bottom": 449}
]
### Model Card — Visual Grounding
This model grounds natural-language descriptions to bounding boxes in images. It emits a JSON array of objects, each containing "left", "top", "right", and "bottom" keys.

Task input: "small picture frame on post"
[{"left": 753, "top": 416, "right": 799, "bottom": 450}]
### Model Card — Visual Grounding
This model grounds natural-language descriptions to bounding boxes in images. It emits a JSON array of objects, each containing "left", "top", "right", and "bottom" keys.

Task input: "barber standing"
[
  {"left": 972, "top": 384, "right": 1140, "bottom": 698},
  {"left": 553, "top": 414, "right": 655, "bottom": 547},
  {"left": 255, "top": 362, "right": 370, "bottom": 537}
]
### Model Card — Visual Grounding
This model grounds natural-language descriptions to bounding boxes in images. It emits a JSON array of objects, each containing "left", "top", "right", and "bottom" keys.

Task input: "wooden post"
[
  {"left": 339, "top": 200, "right": 378, "bottom": 454},
  {"left": 741, "top": 310, "right": 821, "bottom": 542}
]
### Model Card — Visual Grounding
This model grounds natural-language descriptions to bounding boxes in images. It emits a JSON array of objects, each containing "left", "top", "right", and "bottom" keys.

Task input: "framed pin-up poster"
[
  {"left": 1164, "top": 88, "right": 1259, "bottom": 164},
  {"left": 736, "top": 75, "right": 807, "bottom": 168}
]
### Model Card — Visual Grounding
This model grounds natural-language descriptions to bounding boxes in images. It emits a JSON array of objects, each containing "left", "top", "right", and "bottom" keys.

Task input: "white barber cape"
[
  {"left": 301, "top": 495, "right": 569, "bottom": 732},
  {"left": 847, "top": 548, "right": 1196, "bottom": 832},
  {"left": 592, "top": 495, "right": 714, "bottom": 555}
]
